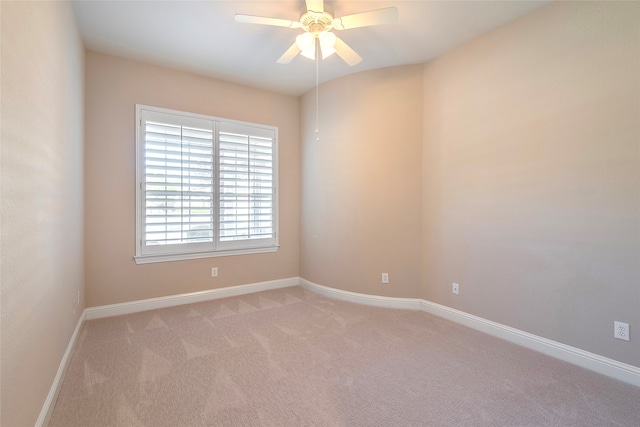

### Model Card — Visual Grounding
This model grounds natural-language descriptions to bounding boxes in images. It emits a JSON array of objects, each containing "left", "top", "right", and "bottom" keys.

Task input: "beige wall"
[
  {"left": 422, "top": 1, "right": 639, "bottom": 366},
  {"left": 300, "top": 65, "right": 424, "bottom": 298},
  {"left": 84, "top": 52, "right": 300, "bottom": 307},
  {"left": 1, "top": 4, "right": 637, "bottom": 425},
  {"left": 300, "top": 1, "right": 639, "bottom": 368},
  {"left": 1, "top": 2, "right": 85, "bottom": 426}
]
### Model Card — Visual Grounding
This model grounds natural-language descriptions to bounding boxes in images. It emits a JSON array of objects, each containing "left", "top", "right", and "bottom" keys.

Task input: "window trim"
[{"left": 134, "top": 104, "right": 279, "bottom": 264}]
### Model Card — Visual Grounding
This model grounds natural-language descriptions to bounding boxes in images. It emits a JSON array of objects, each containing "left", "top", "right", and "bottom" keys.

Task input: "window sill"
[{"left": 134, "top": 245, "right": 279, "bottom": 264}]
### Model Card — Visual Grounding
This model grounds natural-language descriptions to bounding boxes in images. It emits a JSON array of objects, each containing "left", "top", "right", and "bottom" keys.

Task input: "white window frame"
[{"left": 134, "top": 105, "right": 278, "bottom": 264}]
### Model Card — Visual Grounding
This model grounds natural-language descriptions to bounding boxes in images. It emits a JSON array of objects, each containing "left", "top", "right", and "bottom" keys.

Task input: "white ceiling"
[{"left": 72, "top": 0, "right": 550, "bottom": 96}]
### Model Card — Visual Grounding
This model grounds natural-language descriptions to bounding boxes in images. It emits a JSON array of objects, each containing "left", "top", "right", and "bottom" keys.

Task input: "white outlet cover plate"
[
  {"left": 614, "top": 321, "right": 630, "bottom": 341},
  {"left": 452, "top": 283, "right": 459, "bottom": 294}
]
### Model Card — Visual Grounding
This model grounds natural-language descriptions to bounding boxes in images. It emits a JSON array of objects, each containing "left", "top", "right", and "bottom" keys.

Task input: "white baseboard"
[
  {"left": 36, "top": 310, "right": 86, "bottom": 427},
  {"left": 300, "top": 278, "right": 423, "bottom": 310},
  {"left": 39, "top": 277, "right": 300, "bottom": 425},
  {"left": 419, "top": 299, "right": 640, "bottom": 387},
  {"left": 41, "top": 276, "right": 639, "bottom": 426},
  {"left": 300, "top": 278, "right": 640, "bottom": 388},
  {"left": 85, "top": 277, "right": 300, "bottom": 320}
]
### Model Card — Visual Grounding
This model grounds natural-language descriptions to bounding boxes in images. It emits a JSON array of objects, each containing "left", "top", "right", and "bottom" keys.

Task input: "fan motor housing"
[{"left": 300, "top": 11, "right": 334, "bottom": 33}]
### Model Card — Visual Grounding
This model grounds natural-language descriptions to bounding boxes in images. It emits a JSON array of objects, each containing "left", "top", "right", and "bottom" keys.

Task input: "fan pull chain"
[{"left": 315, "top": 39, "right": 320, "bottom": 143}]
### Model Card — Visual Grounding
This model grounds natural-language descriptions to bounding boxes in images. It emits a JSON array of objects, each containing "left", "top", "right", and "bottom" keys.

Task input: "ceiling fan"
[{"left": 235, "top": 0, "right": 398, "bottom": 66}]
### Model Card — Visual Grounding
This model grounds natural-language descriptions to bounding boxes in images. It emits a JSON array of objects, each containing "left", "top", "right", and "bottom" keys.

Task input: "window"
[{"left": 135, "top": 105, "right": 278, "bottom": 264}]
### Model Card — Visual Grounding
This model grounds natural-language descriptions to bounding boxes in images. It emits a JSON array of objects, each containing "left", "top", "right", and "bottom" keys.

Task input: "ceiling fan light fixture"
[
  {"left": 296, "top": 32, "right": 316, "bottom": 59},
  {"left": 236, "top": 2, "right": 398, "bottom": 66},
  {"left": 319, "top": 31, "right": 337, "bottom": 58}
]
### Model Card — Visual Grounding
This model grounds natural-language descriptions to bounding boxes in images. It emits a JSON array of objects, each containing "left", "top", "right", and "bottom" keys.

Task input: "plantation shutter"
[
  {"left": 135, "top": 105, "right": 278, "bottom": 263},
  {"left": 218, "top": 122, "right": 276, "bottom": 249},
  {"left": 141, "top": 110, "right": 214, "bottom": 255}
]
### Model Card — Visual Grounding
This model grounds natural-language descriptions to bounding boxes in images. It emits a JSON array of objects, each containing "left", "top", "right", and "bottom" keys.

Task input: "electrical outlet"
[
  {"left": 381, "top": 273, "right": 389, "bottom": 284},
  {"left": 614, "top": 321, "right": 630, "bottom": 341},
  {"left": 452, "top": 282, "right": 459, "bottom": 295},
  {"left": 211, "top": 267, "right": 218, "bottom": 278}
]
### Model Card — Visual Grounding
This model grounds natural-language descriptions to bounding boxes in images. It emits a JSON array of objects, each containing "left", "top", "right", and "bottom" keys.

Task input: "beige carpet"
[{"left": 49, "top": 286, "right": 640, "bottom": 426}]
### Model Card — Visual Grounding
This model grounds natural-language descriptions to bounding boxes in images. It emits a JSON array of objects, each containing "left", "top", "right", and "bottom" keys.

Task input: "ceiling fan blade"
[
  {"left": 277, "top": 43, "right": 301, "bottom": 64},
  {"left": 333, "top": 7, "right": 398, "bottom": 30},
  {"left": 305, "top": 0, "right": 324, "bottom": 13},
  {"left": 334, "top": 36, "right": 362, "bottom": 66},
  {"left": 235, "top": 14, "right": 302, "bottom": 29}
]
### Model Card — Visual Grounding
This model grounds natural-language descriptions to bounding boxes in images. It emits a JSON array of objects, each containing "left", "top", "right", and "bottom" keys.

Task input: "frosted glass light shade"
[
  {"left": 319, "top": 31, "right": 336, "bottom": 58},
  {"left": 296, "top": 32, "right": 315, "bottom": 60}
]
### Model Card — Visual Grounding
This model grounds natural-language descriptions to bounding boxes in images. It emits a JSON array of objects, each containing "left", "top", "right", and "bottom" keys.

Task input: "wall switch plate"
[
  {"left": 211, "top": 267, "right": 218, "bottom": 277},
  {"left": 614, "top": 321, "right": 630, "bottom": 341},
  {"left": 381, "top": 273, "right": 389, "bottom": 284},
  {"left": 452, "top": 283, "right": 459, "bottom": 295}
]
